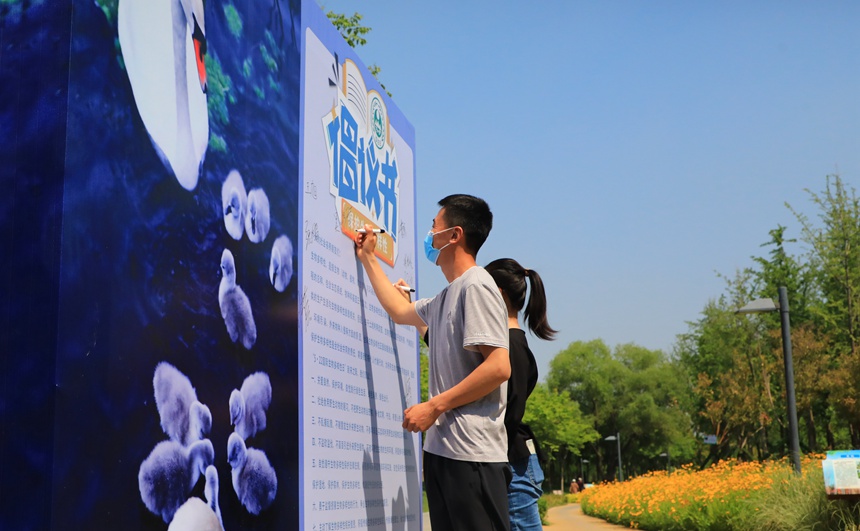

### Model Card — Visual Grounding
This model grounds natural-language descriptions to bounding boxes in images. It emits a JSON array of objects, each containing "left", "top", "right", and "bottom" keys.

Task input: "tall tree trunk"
[{"left": 806, "top": 408, "right": 818, "bottom": 451}]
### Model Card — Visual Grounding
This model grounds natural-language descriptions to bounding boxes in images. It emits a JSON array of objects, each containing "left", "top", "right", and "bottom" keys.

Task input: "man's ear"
[{"left": 450, "top": 226, "right": 464, "bottom": 244}]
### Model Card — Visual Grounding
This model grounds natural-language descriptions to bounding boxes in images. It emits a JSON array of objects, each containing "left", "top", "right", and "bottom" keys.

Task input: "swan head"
[
  {"left": 227, "top": 432, "right": 247, "bottom": 469},
  {"left": 270, "top": 235, "right": 294, "bottom": 291},
  {"left": 220, "top": 249, "right": 236, "bottom": 284},
  {"left": 270, "top": 245, "right": 284, "bottom": 287},
  {"left": 229, "top": 389, "right": 245, "bottom": 427},
  {"left": 248, "top": 199, "right": 258, "bottom": 235},
  {"left": 181, "top": 0, "right": 208, "bottom": 94},
  {"left": 225, "top": 190, "right": 242, "bottom": 218},
  {"left": 245, "top": 188, "right": 270, "bottom": 242},
  {"left": 190, "top": 400, "right": 212, "bottom": 441},
  {"left": 188, "top": 438, "right": 215, "bottom": 480}
]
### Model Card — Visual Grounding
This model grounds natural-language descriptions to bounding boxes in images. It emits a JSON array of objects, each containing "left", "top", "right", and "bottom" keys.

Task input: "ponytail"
[{"left": 485, "top": 258, "right": 557, "bottom": 341}]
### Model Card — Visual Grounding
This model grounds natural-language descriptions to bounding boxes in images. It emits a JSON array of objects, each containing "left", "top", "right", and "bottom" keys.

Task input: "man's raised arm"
[{"left": 354, "top": 224, "right": 425, "bottom": 327}]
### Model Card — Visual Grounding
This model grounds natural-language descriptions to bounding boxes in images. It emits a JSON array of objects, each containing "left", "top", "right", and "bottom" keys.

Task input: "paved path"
[
  {"left": 421, "top": 503, "right": 627, "bottom": 529},
  {"left": 545, "top": 503, "right": 627, "bottom": 529}
]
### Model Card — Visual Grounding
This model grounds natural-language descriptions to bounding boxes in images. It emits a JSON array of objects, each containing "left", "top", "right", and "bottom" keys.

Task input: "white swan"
[
  {"left": 203, "top": 465, "right": 223, "bottom": 529},
  {"left": 118, "top": 0, "right": 209, "bottom": 191},
  {"left": 138, "top": 438, "right": 215, "bottom": 523},
  {"left": 269, "top": 235, "right": 294, "bottom": 292},
  {"left": 229, "top": 372, "right": 272, "bottom": 440},
  {"left": 221, "top": 170, "right": 247, "bottom": 240},
  {"left": 153, "top": 361, "right": 212, "bottom": 446},
  {"left": 168, "top": 498, "right": 222, "bottom": 531},
  {"left": 219, "top": 249, "right": 257, "bottom": 349},
  {"left": 227, "top": 432, "right": 277, "bottom": 515},
  {"left": 245, "top": 188, "right": 270, "bottom": 243}
]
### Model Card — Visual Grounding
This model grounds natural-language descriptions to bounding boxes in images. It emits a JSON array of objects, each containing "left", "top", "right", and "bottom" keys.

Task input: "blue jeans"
[{"left": 508, "top": 454, "right": 544, "bottom": 530}]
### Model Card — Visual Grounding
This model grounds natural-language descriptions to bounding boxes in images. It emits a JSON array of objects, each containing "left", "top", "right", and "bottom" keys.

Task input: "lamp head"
[{"left": 736, "top": 298, "right": 779, "bottom": 314}]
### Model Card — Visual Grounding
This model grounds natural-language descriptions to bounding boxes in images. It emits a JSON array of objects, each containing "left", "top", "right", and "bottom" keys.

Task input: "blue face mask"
[{"left": 424, "top": 227, "right": 455, "bottom": 265}]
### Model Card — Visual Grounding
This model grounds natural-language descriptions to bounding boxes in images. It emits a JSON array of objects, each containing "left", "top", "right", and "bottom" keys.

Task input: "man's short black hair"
[{"left": 438, "top": 194, "right": 493, "bottom": 255}]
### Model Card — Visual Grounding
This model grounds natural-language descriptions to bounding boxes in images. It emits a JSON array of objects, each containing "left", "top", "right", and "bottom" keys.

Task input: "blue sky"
[{"left": 317, "top": 1, "right": 860, "bottom": 380}]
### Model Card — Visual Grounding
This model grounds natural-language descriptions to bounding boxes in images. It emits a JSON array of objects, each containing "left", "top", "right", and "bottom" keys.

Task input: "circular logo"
[{"left": 370, "top": 96, "right": 386, "bottom": 150}]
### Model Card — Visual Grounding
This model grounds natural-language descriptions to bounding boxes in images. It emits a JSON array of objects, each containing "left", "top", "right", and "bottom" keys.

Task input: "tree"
[
  {"left": 790, "top": 175, "right": 860, "bottom": 445},
  {"left": 325, "top": 11, "right": 371, "bottom": 48},
  {"left": 524, "top": 384, "right": 598, "bottom": 491},
  {"left": 677, "top": 271, "right": 787, "bottom": 465},
  {"left": 324, "top": 9, "right": 389, "bottom": 95},
  {"left": 548, "top": 339, "right": 696, "bottom": 481}
]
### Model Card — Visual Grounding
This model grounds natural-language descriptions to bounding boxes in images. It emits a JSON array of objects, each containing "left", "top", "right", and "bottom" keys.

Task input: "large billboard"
[
  {"left": 300, "top": 5, "right": 421, "bottom": 530},
  {"left": 0, "top": 0, "right": 419, "bottom": 529}
]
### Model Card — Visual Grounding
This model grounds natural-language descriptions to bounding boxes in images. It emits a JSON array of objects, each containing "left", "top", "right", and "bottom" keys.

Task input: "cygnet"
[
  {"left": 229, "top": 372, "right": 272, "bottom": 440},
  {"left": 138, "top": 438, "right": 215, "bottom": 523},
  {"left": 221, "top": 170, "right": 247, "bottom": 240},
  {"left": 219, "top": 249, "right": 257, "bottom": 349},
  {"left": 227, "top": 432, "right": 277, "bottom": 515},
  {"left": 153, "top": 361, "right": 212, "bottom": 446},
  {"left": 245, "top": 188, "right": 270, "bottom": 243},
  {"left": 269, "top": 234, "right": 294, "bottom": 292}
]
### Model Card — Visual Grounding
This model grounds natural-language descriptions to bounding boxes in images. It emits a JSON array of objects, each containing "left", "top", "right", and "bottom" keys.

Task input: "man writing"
[{"left": 354, "top": 194, "right": 511, "bottom": 530}]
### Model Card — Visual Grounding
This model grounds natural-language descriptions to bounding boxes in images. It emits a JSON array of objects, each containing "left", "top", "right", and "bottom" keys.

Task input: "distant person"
[
  {"left": 355, "top": 194, "right": 511, "bottom": 531},
  {"left": 576, "top": 477, "right": 586, "bottom": 492},
  {"left": 570, "top": 480, "right": 579, "bottom": 494},
  {"left": 485, "top": 258, "right": 556, "bottom": 530}
]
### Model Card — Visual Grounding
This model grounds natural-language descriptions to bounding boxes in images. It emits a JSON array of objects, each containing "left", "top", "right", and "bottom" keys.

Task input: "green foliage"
[
  {"left": 676, "top": 272, "right": 787, "bottom": 464},
  {"left": 260, "top": 44, "right": 278, "bottom": 74},
  {"left": 791, "top": 175, "right": 860, "bottom": 357},
  {"left": 95, "top": 0, "right": 118, "bottom": 25},
  {"left": 208, "top": 133, "right": 227, "bottom": 154},
  {"left": 204, "top": 53, "right": 233, "bottom": 127},
  {"left": 547, "top": 339, "right": 696, "bottom": 481},
  {"left": 325, "top": 9, "right": 391, "bottom": 96},
  {"left": 224, "top": 3, "right": 244, "bottom": 39},
  {"left": 750, "top": 465, "right": 849, "bottom": 531},
  {"left": 524, "top": 383, "right": 598, "bottom": 458},
  {"left": 537, "top": 496, "right": 548, "bottom": 524},
  {"left": 674, "top": 174, "right": 860, "bottom": 464},
  {"left": 419, "top": 339, "right": 429, "bottom": 404},
  {"left": 325, "top": 11, "right": 372, "bottom": 48}
]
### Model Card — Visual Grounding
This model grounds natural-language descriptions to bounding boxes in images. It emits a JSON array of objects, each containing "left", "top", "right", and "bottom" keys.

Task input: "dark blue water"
[
  {"left": 47, "top": 0, "right": 303, "bottom": 528},
  {"left": 0, "top": 2, "right": 73, "bottom": 529}
]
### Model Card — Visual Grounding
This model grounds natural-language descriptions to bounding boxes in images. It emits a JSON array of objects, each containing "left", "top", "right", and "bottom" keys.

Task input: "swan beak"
[{"left": 192, "top": 14, "right": 208, "bottom": 94}]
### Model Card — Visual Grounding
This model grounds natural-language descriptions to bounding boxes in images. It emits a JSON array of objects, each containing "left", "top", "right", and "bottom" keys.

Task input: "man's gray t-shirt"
[{"left": 414, "top": 266, "right": 509, "bottom": 463}]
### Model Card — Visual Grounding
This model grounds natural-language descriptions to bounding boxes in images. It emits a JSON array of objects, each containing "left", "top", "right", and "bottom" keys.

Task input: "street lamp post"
[
  {"left": 736, "top": 286, "right": 802, "bottom": 475},
  {"left": 605, "top": 433, "right": 623, "bottom": 481},
  {"left": 659, "top": 452, "right": 670, "bottom": 475},
  {"left": 580, "top": 458, "right": 589, "bottom": 482}
]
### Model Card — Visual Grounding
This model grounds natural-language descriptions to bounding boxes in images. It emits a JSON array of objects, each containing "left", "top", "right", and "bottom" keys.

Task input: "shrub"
[{"left": 578, "top": 455, "right": 854, "bottom": 530}]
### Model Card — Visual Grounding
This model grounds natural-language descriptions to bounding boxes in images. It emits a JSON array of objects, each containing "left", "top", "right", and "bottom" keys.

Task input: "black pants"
[{"left": 424, "top": 451, "right": 512, "bottom": 531}]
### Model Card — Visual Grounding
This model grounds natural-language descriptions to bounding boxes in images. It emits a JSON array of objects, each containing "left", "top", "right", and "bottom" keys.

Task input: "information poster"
[
  {"left": 823, "top": 450, "right": 860, "bottom": 496},
  {"left": 299, "top": 4, "right": 422, "bottom": 530}
]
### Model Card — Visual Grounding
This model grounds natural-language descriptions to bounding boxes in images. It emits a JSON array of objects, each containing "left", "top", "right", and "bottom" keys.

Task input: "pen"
[
  {"left": 355, "top": 228, "right": 386, "bottom": 234},
  {"left": 397, "top": 285, "right": 416, "bottom": 293}
]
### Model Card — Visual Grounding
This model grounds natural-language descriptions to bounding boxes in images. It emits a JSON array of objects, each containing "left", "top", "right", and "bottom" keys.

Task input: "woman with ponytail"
[{"left": 485, "top": 258, "right": 556, "bottom": 531}]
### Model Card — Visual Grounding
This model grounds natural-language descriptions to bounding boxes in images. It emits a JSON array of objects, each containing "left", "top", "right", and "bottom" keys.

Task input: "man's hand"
[
  {"left": 354, "top": 223, "right": 378, "bottom": 263},
  {"left": 402, "top": 401, "right": 443, "bottom": 433}
]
